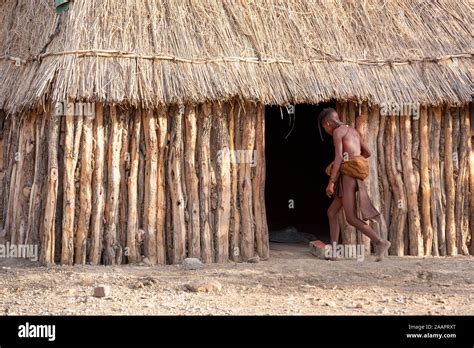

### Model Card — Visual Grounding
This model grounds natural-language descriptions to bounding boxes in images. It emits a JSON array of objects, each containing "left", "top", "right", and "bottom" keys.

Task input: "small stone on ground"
[
  {"left": 182, "top": 258, "right": 204, "bottom": 270},
  {"left": 185, "top": 280, "right": 222, "bottom": 293},
  {"left": 93, "top": 285, "right": 111, "bottom": 298}
]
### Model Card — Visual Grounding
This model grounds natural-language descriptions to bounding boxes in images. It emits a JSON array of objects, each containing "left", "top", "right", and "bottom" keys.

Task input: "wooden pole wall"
[{"left": 1, "top": 100, "right": 472, "bottom": 264}]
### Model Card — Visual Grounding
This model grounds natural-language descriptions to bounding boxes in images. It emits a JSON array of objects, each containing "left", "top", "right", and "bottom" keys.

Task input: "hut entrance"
[{"left": 265, "top": 103, "right": 335, "bottom": 244}]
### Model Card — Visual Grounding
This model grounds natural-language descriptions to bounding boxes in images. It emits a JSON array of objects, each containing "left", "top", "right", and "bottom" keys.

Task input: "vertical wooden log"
[
  {"left": 103, "top": 106, "right": 123, "bottom": 265},
  {"left": 452, "top": 109, "right": 461, "bottom": 252},
  {"left": 240, "top": 101, "right": 256, "bottom": 260},
  {"left": 3, "top": 117, "right": 19, "bottom": 241},
  {"left": 40, "top": 111, "right": 59, "bottom": 265},
  {"left": 142, "top": 110, "right": 159, "bottom": 264},
  {"left": 229, "top": 101, "right": 241, "bottom": 261},
  {"left": 377, "top": 114, "right": 392, "bottom": 228},
  {"left": 386, "top": 116, "right": 406, "bottom": 255},
  {"left": 430, "top": 107, "right": 444, "bottom": 255},
  {"left": 25, "top": 115, "right": 47, "bottom": 246},
  {"left": 127, "top": 109, "right": 141, "bottom": 263},
  {"left": 400, "top": 115, "right": 423, "bottom": 256},
  {"left": 165, "top": 188, "right": 172, "bottom": 262},
  {"left": 419, "top": 106, "right": 433, "bottom": 256},
  {"left": 75, "top": 115, "right": 93, "bottom": 264},
  {"left": 452, "top": 110, "right": 461, "bottom": 173},
  {"left": 61, "top": 111, "right": 83, "bottom": 265},
  {"left": 156, "top": 107, "right": 168, "bottom": 264},
  {"left": 412, "top": 115, "right": 420, "bottom": 191},
  {"left": 212, "top": 103, "right": 231, "bottom": 262},
  {"left": 455, "top": 106, "right": 470, "bottom": 255},
  {"left": 444, "top": 108, "right": 457, "bottom": 255},
  {"left": 167, "top": 106, "right": 187, "bottom": 263},
  {"left": 356, "top": 103, "right": 372, "bottom": 254},
  {"left": 118, "top": 116, "right": 130, "bottom": 257},
  {"left": 183, "top": 105, "right": 201, "bottom": 259},
  {"left": 138, "top": 130, "right": 146, "bottom": 242},
  {"left": 253, "top": 103, "right": 270, "bottom": 260},
  {"left": 197, "top": 103, "right": 214, "bottom": 263},
  {"left": 4, "top": 120, "right": 18, "bottom": 242},
  {"left": 11, "top": 113, "right": 36, "bottom": 245},
  {"left": 468, "top": 104, "right": 474, "bottom": 256},
  {"left": 9, "top": 116, "right": 22, "bottom": 244},
  {"left": 0, "top": 114, "right": 7, "bottom": 232},
  {"left": 0, "top": 113, "right": 4, "bottom": 230},
  {"left": 54, "top": 118, "right": 65, "bottom": 262},
  {"left": 89, "top": 105, "right": 105, "bottom": 265}
]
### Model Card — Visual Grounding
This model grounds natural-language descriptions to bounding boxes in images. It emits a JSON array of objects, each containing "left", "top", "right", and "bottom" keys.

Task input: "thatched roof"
[{"left": 0, "top": 0, "right": 472, "bottom": 113}]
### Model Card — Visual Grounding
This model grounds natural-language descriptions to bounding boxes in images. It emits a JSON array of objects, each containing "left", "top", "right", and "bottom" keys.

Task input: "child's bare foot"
[{"left": 375, "top": 240, "right": 391, "bottom": 262}]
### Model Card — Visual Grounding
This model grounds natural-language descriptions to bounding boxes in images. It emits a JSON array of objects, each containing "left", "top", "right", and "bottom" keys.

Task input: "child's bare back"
[{"left": 334, "top": 125, "right": 362, "bottom": 158}]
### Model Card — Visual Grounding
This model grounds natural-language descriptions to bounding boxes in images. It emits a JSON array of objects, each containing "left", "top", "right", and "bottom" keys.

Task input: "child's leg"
[
  {"left": 327, "top": 197, "right": 342, "bottom": 243},
  {"left": 341, "top": 175, "right": 380, "bottom": 243}
]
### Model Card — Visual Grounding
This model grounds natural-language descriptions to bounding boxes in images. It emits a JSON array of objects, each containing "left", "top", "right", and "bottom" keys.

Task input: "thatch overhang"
[{"left": 0, "top": 0, "right": 472, "bottom": 113}]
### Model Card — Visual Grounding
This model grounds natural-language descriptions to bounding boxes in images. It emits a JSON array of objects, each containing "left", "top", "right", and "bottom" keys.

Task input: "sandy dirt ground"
[{"left": 0, "top": 243, "right": 473, "bottom": 315}]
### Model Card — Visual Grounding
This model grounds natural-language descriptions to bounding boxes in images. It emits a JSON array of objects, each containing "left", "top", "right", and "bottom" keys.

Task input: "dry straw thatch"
[{"left": 0, "top": 0, "right": 472, "bottom": 113}]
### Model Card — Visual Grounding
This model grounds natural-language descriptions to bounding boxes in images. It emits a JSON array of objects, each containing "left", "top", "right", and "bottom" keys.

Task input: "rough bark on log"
[
  {"left": 239, "top": 101, "right": 256, "bottom": 260},
  {"left": 89, "top": 105, "right": 105, "bottom": 265},
  {"left": 444, "top": 108, "right": 457, "bottom": 255},
  {"left": 412, "top": 116, "right": 420, "bottom": 191},
  {"left": 11, "top": 113, "right": 35, "bottom": 245},
  {"left": 229, "top": 101, "right": 241, "bottom": 261},
  {"left": 386, "top": 116, "right": 406, "bottom": 255},
  {"left": 103, "top": 106, "right": 123, "bottom": 265},
  {"left": 40, "top": 111, "right": 59, "bottom": 265},
  {"left": 212, "top": 103, "right": 231, "bottom": 262},
  {"left": 429, "top": 107, "right": 444, "bottom": 255},
  {"left": 126, "top": 109, "right": 141, "bottom": 263},
  {"left": 118, "top": 116, "right": 130, "bottom": 258},
  {"left": 138, "top": 134, "right": 146, "bottom": 226},
  {"left": 25, "top": 115, "right": 47, "bottom": 246},
  {"left": 197, "top": 103, "right": 214, "bottom": 263},
  {"left": 156, "top": 107, "right": 168, "bottom": 264},
  {"left": 3, "top": 117, "right": 19, "bottom": 241},
  {"left": 253, "top": 103, "right": 270, "bottom": 259},
  {"left": 75, "top": 116, "right": 93, "bottom": 264},
  {"left": 183, "top": 105, "right": 201, "bottom": 259},
  {"left": 0, "top": 114, "right": 4, "bottom": 229},
  {"left": 395, "top": 118, "right": 410, "bottom": 255},
  {"left": 54, "top": 117, "right": 65, "bottom": 262},
  {"left": 400, "top": 115, "right": 423, "bottom": 256},
  {"left": 142, "top": 110, "right": 159, "bottom": 265},
  {"left": 455, "top": 106, "right": 470, "bottom": 255},
  {"left": 0, "top": 114, "right": 9, "bottom": 231},
  {"left": 61, "top": 113, "right": 83, "bottom": 265},
  {"left": 8, "top": 115, "right": 22, "bottom": 244},
  {"left": 452, "top": 110, "right": 461, "bottom": 174},
  {"left": 468, "top": 104, "right": 474, "bottom": 256},
  {"left": 167, "top": 106, "right": 187, "bottom": 263},
  {"left": 419, "top": 106, "right": 433, "bottom": 255},
  {"left": 377, "top": 114, "right": 392, "bottom": 228}
]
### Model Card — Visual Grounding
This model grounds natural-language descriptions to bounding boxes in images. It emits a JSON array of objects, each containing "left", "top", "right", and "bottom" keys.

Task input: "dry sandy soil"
[{"left": 0, "top": 243, "right": 473, "bottom": 315}]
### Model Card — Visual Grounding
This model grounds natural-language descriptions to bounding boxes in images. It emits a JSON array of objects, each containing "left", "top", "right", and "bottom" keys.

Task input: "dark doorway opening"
[{"left": 265, "top": 102, "right": 336, "bottom": 243}]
